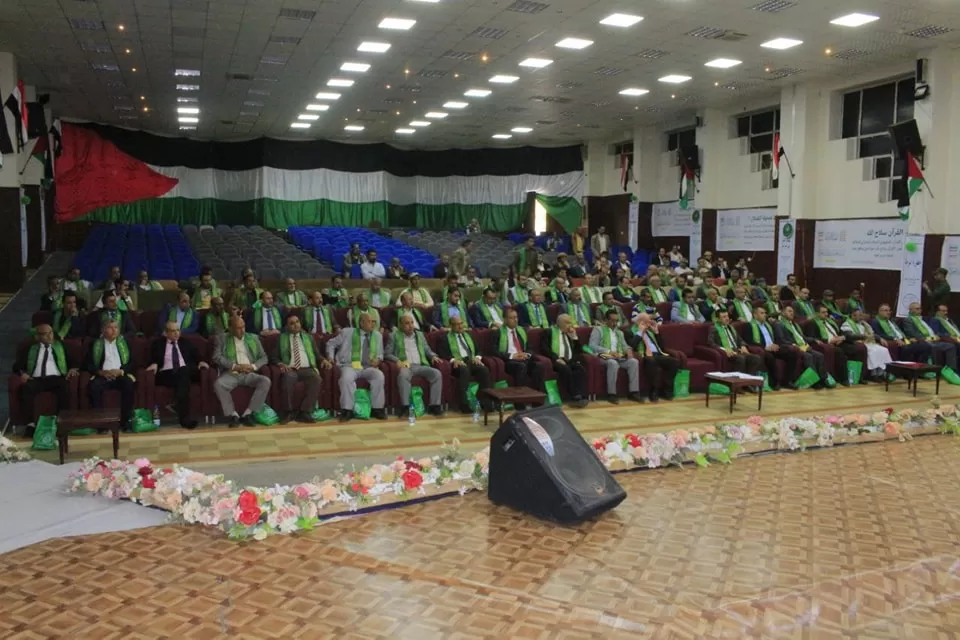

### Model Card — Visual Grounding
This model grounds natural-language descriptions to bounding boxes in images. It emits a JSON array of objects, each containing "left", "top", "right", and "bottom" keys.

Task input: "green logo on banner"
[
  {"left": 692, "top": 210, "right": 700, "bottom": 223},
  {"left": 782, "top": 222, "right": 794, "bottom": 238}
]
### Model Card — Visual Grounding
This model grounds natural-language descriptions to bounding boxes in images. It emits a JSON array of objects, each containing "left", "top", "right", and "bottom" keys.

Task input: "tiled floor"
[{"left": 2, "top": 435, "right": 959, "bottom": 638}]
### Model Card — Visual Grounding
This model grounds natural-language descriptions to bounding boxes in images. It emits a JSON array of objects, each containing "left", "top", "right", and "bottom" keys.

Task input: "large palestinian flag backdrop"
[{"left": 55, "top": 123, "right": 584, "bottom": 232}]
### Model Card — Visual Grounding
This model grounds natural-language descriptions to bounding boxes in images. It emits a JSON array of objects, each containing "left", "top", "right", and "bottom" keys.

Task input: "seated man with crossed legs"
[
  {"left": 541, "top": 313, "right": 590, "bottom": 408},
  {"left": 589, "top": 308, "right": 644, "bottom": 404},
  {"left": 631, "top": 312, "right": 681, "bottom": 402},
  {"left": 708, "top": 309, "right": 763, "bottom": 391},
  {"left": 326, "top": 312, "right": 387, "bottom": 422},
  {"left": 438, "top": 315, "right": 492, "bottom": 414},
  {"left": 212, "top": 316, "right": 272, "bottom": 427}
]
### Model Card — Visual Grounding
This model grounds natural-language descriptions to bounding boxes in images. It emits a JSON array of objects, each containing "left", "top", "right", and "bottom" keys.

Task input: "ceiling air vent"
[
  {"left": 686, "top": 27, "right": 747, "bottom": 41},
  {"left": 749, "top": 0, "right": 796, "bottom": 13},
  {"left": 278, "top": 9, "right": 316, "bottom": 21},
  {"left": 443, "top": 50, "right": 477, "bottom": 61},
  {"left": 470, "top": 27, "right": 508, "bottom": 39},
  {"left": 506, "top": 1, "right": 549, "bottom": 14},
  {"left": 905, "top": 25, "right": 953, "bottom": 39}
]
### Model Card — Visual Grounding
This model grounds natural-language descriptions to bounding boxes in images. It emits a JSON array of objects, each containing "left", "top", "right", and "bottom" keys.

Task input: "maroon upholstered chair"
[
  {"left": 140, "top": 333, "right": 210, "bottom": 422},
  {"left": 7, "top": 338, "right": 83, "bottom": 425},
  {"left": 78, "top": 336, "right": 150, "bottom": 412},
  {"left": 658, "top": 323, "right": 722, "bottom": 392}
]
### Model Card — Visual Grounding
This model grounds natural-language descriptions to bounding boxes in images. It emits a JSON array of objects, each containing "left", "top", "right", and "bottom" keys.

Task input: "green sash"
[
  {"left": 92, "top": 337, "right": 130, "bottom": 368},
  {"left": 765, "top": 300, "right": 781, "bottom": 316},
  {"left": 504, "top": 284, "right": 529, "bottom": 304},
  {"left": 733, "top": 299, "right": 753, "bottom": 319},
  {"left": 192, "top": 283, "right": 220, "bottom": 308},
  {"left": 580, "top": 286, "right": 601, "bottom": 304},
  {"left": 328, "top": 287, "right": 349, "bottom": 308},
  {"left": 647, "top": 287, "right": 667, "bottom": 303},
  {"left": 281, "top": 290, "right": 307, "bottom": 307},
  {"left": 677, "top": 302, "right": 700, "bottom": 322},
  {"left": 565, "top": 302, "right": 591, "bottom": 326},
  {"left": 45, "top": 293, "right": 63, "bottom": 311},
  {"left": 498, "top": 326, "right": 527, "bottom": 353},
  {"left": 27, "top": 342, "right": 67, "bottom": 375},
  {"left": 846, "top": 299, "right": 863, "bottom": 314},
  {"left": 754, "top": 287, "right": 768, "bottom": 301},
  {"left": 238, "top": 287, "right": 264, "bottom": 308},
  {"left": 909, "top": 315, "right": 933, "bottom": 337},
  {"left": 439, "top": 301, "right": 467, "bottom": 327},
  {"left": 476, "top": 302, "right": 502, "bottom": 325},
  {"left": 351, "top": 306, "right": 381, "bottom": 330},
  {"left": 304, "top": 305, "right": 335, "bottom": 333},
  {"left": 813, "top": 317, "right": 840, "bottom": 340},
  {"left": 546, "top": 286, "right": 564, "bottom": 303},
  {"left": 167, "top": 306, "right": 195, "bottom": 330},
  {"left": 52, "top": 311, "right": 75, "bottom": 340},
  {"left": 597, "top": 304, "right": 623, "bottom": 325},
  {"left": 524, "top": 303, "right": 549, "bottom": 329},
  {"left": 714, "top": 323, "right": 736, "bottom": 350},
  {"left": 796, "top": 299, "right": 814, "bottom": 317},
  {"left": 703, "top": 301, "right": 723, "bottom": 321},
  {"left": 397, "top": 307, "right": 425, "bottom": 329},
  {"left": 224, "top": 334, "right": 262, "bottom": 365},
  {"left": 634, "top": 330, "right": 659, "bottom": 356},
  {"left": 370, "top": 289, "right": 391, "bottom": 307},
  {"left": 447, "top": 331, "right": 476, "bottom": 361},
  {"left": 393, "top": 331, "right": 428, "bottom": 364},
  {"left": 877, "top": 317, "right": 904, "bottom": 339},
  {"left": 598, "top": 326, "right": 625, "bottom": 352},
  {"left": 616, "top": 285, "right": 636, "bottom": 300},
  {"left": 205, "top": 311, "right": 229, "bottom": 335},
  {"left": 824, "top": 300, "right": 842, "bottom": 317},
  {"left": 252, "top": 303, "right": 282, "bottom": 332},
  {"left": 938, "top": 316, "right": 960, "bottom": 338},
  {"left": 99, "top": 309, "right": 124, "bottom": 329},
  {"left": 351, "top": 330, "right": 380, "bottom": 365},
  {"left": 279, "top": 332, "right": 317, "bottom": 369},
  {"left": 780, "top": 319, "right": 806, "bottom": 346},
  {"left": 139, "top": 280, "right": 163, "bottom": 291},
  {"left": 749, "top": 320, "right": 775, "bottom": 346},
  {"left": 402, "top": 287, "right": 431, "bottom": 306}
]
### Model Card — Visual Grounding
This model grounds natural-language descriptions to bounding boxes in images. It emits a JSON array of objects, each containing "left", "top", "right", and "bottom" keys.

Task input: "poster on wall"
[
  {"left": 627, "top": 201, "right": 639, "bottom": 252},
  {"left": 896, "top": 235, "right": 925, "bottom": 317},
  {"left": 715, "top": 208, "right": 776, "bottom": 252},
  {"left": 813, "top": 219, "right": 906, "bottom": 270},
  {"left": 652, "top": 201, "right": 693, "bottom": 237},
  {"left": 776, "top": 219, "right": 796, "bottom": 286},
  {"left": 689, "top": 209, "right": 702, "bottom": 264},
  {"left": 940, "top": 237, "right": 960, "bottom": 292}
]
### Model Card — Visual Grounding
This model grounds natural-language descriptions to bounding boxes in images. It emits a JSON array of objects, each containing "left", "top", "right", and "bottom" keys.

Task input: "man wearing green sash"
[
  {"left": 871, "top": 303, "right": 932, "bottom": 363},
  {"left": 700, "top": 287, "right": 727, "bottom": 322},
  {"left": 434, "top": 288, "right": 471, "bottom": 329},
  {"left": 469, "top": 288, "right": 504, "bottom": 329},
  {"left": 642, "top": 274, "right": 668, "bottom": 305},
  {"left": 791, "top": 287, "right": 816, "bottom": 320},
  {"left": 544, "top": 277, "right": 568, "bottom": 304},
  {"left": 502, "top": 272, "right": 531, "bottom": 306},
  {"left": 843, "top": 288, "right": 864, "bottom": 315},
  {"left": 14, "top": 324, "right": 78, "bottom": 434},
  {"left": 589, "top": 308, "right": 643, "bottom": 403},
  {"left": 513, "top": 236, "right": 539, "bottom": 277},
  {"left": 631, "top": 312, "right": 681, "bottom": 402},
  {"left": 729, "top": 286, "right": 754, "bottom": 322},
  {"left": 248, "top": 291, "right": 284, "bottom": 336},
  {"left": 613, "top": 275, "right": 640, "bottom": 303},
  {"left": 841, "top": 309, "right": 892, "bottom": 380},
  {"left": 438, "top": 315, "right": 491, "bottom": 413},
  {"left": 86, "top": 320, "right": 137, "bottom": 430},
  {"left": 193, "top": 271, "right": 219, "bottom": 310},
  {"left": 303, "top": 290, "right": 339, "bottom": 336},
  {"left": 579, "top": 274, "right": 603, "bottom": 305},
  {"left": 819, "top": 289, "right": 845, "bottom": 320},
  {"left": 400, "top": 273, "right": 434, "bottom": 308},
  {"left": 707, "top": 309, "right": 763, "bottom": 381},
  {"left": 322, "top": 275, "right": 352, "bottom": 309},
  {"left": 90, "top": 291, "right": 136, "bottom": 337},
  {"left": 62, "top": 267, "right": 91, "bottom": 301},
  {"left": 541, "top": 314, "right": 589, "bottom": 407},
  {"left": 773, "top": 305, "right": 828, "bottom": 388},
  {"left": 159, "top": 292, "right": 199, "bottom": 334},
  {"left": 931, "top": 304, "right": 960, "bottom": 342},
  {"left": 385, "top": 315, "right": 445, "bottom": 417},
  {"left": 203, "top": 297, "right": 231, "bottom": 337},
  {"left": 277, "top": 278, "right": 308, "bottom": 310},
  {"left": 670, "top": 288, "right": 706, "bottom": 323},
  {"left": 368, "top": 278, "right": 392, "bottom": 309},
  {"left": 135, "top": 270, "right": 164, "bottom": 292},
  {"left": 271, "top": 315, "right": 331, "bottom": 424},
  {"left": 39, "top": 276, "right": 63, "bottom": 311},
  {"left": 396, "top": 291, "right": 433, "bottom": 332},
  {"left": 564, "top": 288, "right": 592, "bottom": 328},
  {"left": 98, "top": 265, "right": 122, "bottom": 291},
  {"left": 349, "top": 292, "right": 382, "bottom": 331},
  {"left": 595, "top": 291, "right": 626, "bottom": 327},
  {"left": 441, "top": 274, "right": 462, "bottom": 302},
  {"left": 741, "top": 305, "right": 795, "bottom": 390},
  {"left": 53, "top": 292, "right": 86, "bottom": 340},
  {"left": 803, "top": 305, "right": 859, "bottom": 385},
  {"left": 212, "top": 316, "right": 272, "bottom": 427},
  {"left": 519, "top": 290, "right": 550, "bottom": 329},
  {"left": 326, "top": 312, "right": 387, "bottom": 421},
  {"left": 902, "top": 301, "right": 958, "bottom": 370},
  {"left": 496, "top": 309, "right": 544, "bottom": 405},
  {"left": 232, "top": 273, "right": 263, "bottom": 310},
  {"left": 764, "top": 287, "right": 783, "bottom": 320}
]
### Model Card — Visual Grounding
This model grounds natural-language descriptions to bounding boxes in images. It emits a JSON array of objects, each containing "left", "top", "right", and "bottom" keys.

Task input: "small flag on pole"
[
  {"left": 897, "top": 152, "right": 926, "bottom": 221},
  {"left": 771, "top": 132, "right": 785, "bottom": 187},
  {"left": 620, "top": 152, "right": 633, "bottom": 192}
]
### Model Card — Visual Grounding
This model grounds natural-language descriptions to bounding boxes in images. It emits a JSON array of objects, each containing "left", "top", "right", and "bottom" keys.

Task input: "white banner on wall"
[
  {"left": 716, "top": 208, "right": 776, "bottom": 252},
  {"left": 813, "top": 219, "right": 907, "bottom": 270},
  {"left": 897, "top": 235, "right": 925, "bottom": 317},
  {"left": 689, "top": 209, "right": 702, "bottom": 264},
  {"left": 776, "top": 219, "right": 796, "bottom": 286},
  {"left": 940, "top": 237, "right": 960, "bottom": 292},
  {"left": 627, "top": 201, "right": 639, "bottom": 252},
  {"left": 652, "top": 201, "right": 694, "bottom": 237}
]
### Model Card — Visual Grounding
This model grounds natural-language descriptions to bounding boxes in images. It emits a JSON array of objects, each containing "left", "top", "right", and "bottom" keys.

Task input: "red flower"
[
  {"left": 237, "top": 508, "right": 260, "bottom": 526},
  {"left": 237, "top": 491, "right": 261, "bottom": 526},
  {"left": 162, "top": 468, "right": 173, "bottom": 474},
  {"left": 884, "top": 407, "right": 894, "bottom": 414},
  {"left": 404, "top": 460, "right": 422, "bottom": 471},
  {"left": 360, "top": 486, "right": 368, "bottom": 495},
  {"left": 626, "top": 434, "right": 641, "bottom": 448},
  {"left": 137, "top": 466, "right": 153, "bottom": 477},
  {"left": 351, "top": 483, "right": 361, "bottom": 492},
  {"left": 141, "top": 477, "right": 156, "bottom": 489},
  {"left": 402, "top": 469, "right": 423, "bottom": 490},
  {"left": 593, "top": 440, "right": 605, "bottom": 451}
]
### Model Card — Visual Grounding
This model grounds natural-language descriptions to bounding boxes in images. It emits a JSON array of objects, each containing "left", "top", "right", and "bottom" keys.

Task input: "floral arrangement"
[
  {"left": 66, "top": 401, "right": 960, "bottom": 541},
  {"left": 0, "top": 436, "right": 30, "bottom": 463}
]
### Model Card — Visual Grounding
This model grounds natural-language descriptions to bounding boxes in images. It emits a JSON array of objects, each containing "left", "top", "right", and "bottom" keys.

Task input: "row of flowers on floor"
[{"left": 53, "top": 400, "right": 960, "bottom": 541}]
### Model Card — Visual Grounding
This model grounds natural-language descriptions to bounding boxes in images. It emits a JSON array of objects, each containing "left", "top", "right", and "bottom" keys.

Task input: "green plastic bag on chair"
[
  {"left": 353, "top": 388, "right": 372, "bottom": 420},
  {"left": 708, "top": 382, "right": 731, "bottom": 396},
  {"left": 673, "top": 370, "right": 691, "bottom": 398},
  {"left": 131, "top": 408, "right": 158, "bottom": 433},
  {"left": 847, "top": 360, "right": 863, "bottom": 385},
  {"left": 410, "top": 387, "right": 427, "bottom": 417},
  {"left": 795, "top": 367, "right": 820, "bottom": 389},
  {"left": 824, "top": 373, "right": 837, "bottom": 388},
  {"left": 942, "top": 366, "right": 960, "bottom": 385},
  {"left": 311, "top": 404, "right": 333, "bottom": 422},
  {"left": 493, "top": 380, "right": 514, "bottom": 410},
  {"left": 252, "top": 404, "right": 280, "bottom": 426},
  {"left": 466, "top": 382, "right": 480, "bottom": 409},
  {"left": 544, "top": 380, "right": 562, "bottom": 406},
  {"left": 31, "top": 415, "right": 57, "bottom": 450}
]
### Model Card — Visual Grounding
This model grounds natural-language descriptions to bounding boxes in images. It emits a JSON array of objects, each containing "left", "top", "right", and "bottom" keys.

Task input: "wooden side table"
[
  {"left": 885, "top": 362, "right": 942, "bottom": 397},
  {"left": 56, "top": 408, "right": 122, "bottom": 464},
  {"left": 479, "top": 386, "right": 547, "bottom": 427},
  {"left": 705, "top": 374, "right": 763, "bottom": 414}
]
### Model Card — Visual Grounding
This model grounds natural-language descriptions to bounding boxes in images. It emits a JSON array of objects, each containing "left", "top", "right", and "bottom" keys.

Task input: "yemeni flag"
[
  {"left": 620, "top": 152, "right": 633, "bottom": 192},
  {"left": 57, "top": 123, "right": 584, "bottom": 230},
  {"left": 3, "top": 88, "right": 25, "bottom": 150},
  {"left": 679, "top": 165, "right": 695, "bottom": 210},
  {"left": 771, "top": 132, "right": 784, "bottom": 188},
  {"left": 897, "top": 152, "right": 926, "bottom": 221}
]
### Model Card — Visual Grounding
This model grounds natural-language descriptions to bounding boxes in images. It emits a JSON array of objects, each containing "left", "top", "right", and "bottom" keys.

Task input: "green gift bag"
[
  {"left": 708, "top": 382, "right": 730, "bottom": 396},
  {"left": 493, "top": 380, "right": 514, "bottom": 410},
  {"left": 847, "top": 360, "right": 863, "bottom": 385},
  {"left": 31, "top": 415, "right": 58, "bottom": 450},
  {"left": 824, "top": 373, "right": 838, "bottom": 388},
  {"left": 673, "top": 370, "right": 691, "bottom": 398},
  {"left": 252, "top": 404, "right": 280, "bottom": 426},
  {"left": 410, "top": 387, "right": 427, "bottom": 417},
  {"left": 311, "top": 404, "right": 333, "bottom": 421},
  {"left": 761, "top": 372, "right": 774, "bottom": 392},
  {"left": 353, "top": 388, "right": 372, "bottom": 419},
  {"left": 466, "top": 382, "right": 480, "bottom": 408},
  {"left": 942, "top": 366, "right": 960, "bottom": 385},
  {"left": 923, "top": 358, "right": 938, "bottom": 379},
  {"left": 131, "top": 408, "right": 158, "bottom": 433},
  {"left": 795, "top": 367, "right": 820, "bottom": 389},
  {"left": 544, "top": 380, "right": 562, "bottom": 406}
]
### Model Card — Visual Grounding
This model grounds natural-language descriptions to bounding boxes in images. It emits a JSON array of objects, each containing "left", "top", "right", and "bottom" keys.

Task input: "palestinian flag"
[
  {"left": 620, "top": 151, "right": 633, "bottom": 192},
  {"left": 771, "top": 132, "right": 784, "bottom": 187},
  {"left": 679, "top": 165, "right": 695, "bottom": 210},
  {"left": 55, "top": 123, "right": 584, "bottom": 231},
  {"left": 897, "top": 152, "right": 925, "bottom": 221}
]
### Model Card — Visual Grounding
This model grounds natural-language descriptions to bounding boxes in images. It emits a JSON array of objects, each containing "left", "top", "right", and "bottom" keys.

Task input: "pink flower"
[
  {"left": 854, "top": 415, "right": 868, "bottom": 426},
  {"left": 293, "top": 485, "right": 311, "bottom": 500},
  {"left": 319, "top": 482, "right": 339, "bottom": 502},
  {"left": 884, "top": 421, "right": 902, "bottom": 435},
  {"left": 669, "top": 429, "right": 689, "bottom": 447},
  {"left": 824, "top": 416, "right": 840, "bottom": 425},
  {"left": 134, "top": 458, "right": 151, "bottom": 469},
  {"left": 360, "top": 473, "right": 376, "bottom": 489},
  {"left": 703, "top": 426, "right": 716, "bottom": 435},
  {"left": 85, "top": 473, "right": 104, "bottom": 492},
  {"left": 746, "top": 416, "right": 764, "bottom": 427}
]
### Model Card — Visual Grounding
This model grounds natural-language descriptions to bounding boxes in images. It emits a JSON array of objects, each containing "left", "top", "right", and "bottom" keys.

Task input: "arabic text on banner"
[
  {"left": 813, "top": 219, "right": 907, "bottom": 270},
  {"left": 715, "top": 208, "right": 776, "bottom": 252},
  {"left": 896, "top": 235, "right": 925, "bottom": 317},
  {"left": 940, "top": 237, "right": 960, "bottom": 293}
]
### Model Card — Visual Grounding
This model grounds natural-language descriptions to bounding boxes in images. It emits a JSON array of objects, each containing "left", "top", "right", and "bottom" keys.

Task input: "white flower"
[
  {"left": 458, "top": 460, "right": 476, "bottom": 477},
  {"left": 604, "top": 441, "right": 623, "bottom": 457},
  {"left": 253, "top": 527, "right": 269, "bottom": 541}
]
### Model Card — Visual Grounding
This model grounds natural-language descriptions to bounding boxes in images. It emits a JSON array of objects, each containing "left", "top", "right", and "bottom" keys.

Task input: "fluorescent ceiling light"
[
  {"left": 556, "top": 37, "right": 593, "bottom": 50},
  {"left": 425, "top": 111, "right": 447, "bottom": 118},
  {"left": 396, "top": 128, "right": 416, "bottom": 134},
  {"left": 358, "top": 41, "right": 391, "bottom": 53},
  {"left": 659, "top": 74, "right": 692, "bottom": 84},
  {"left": 315, "top": 92, "right": 342, "bottom": 100},
  {"left": 174, "top": 69, "right": 200, "bottom": 76},
  {"left": 511, "top": 127, "right": 532, "bottom": 133},
  {"left": 327, "top": 78, "right": 354, "bottom": 87},
  {"left": 705, "top": 58, "right": 741, "bottom": 69},
  {"left": 177, "top": 107, "right": 199, "bottom": 114},
  {"left": 290, "top": 122, "right": 311, "bottom": 129},
  {"left": 179, "top": 126, "right": 196, "bottom": 131},
  {"left": 344, "top": 125, "right": 365, "bottom": 131},
  {"left": 518, "top": 58, "right": 553, "bottom": 68},
  {"left": 340, "top": 62, "right": 371, "bottom": 72},
  {"left": 490, "top": 75, "right": 519, "bottom": 83},
  {"left": 599, "top": 13, "right": 643, "bottom": 27},
  {"left": 830, "top": 12, "right": 879, "bottom": 27},
  {"left": 443, "top": 101, "right": 468, "bottom": 109},
  {"left": 178, "top": 116, "right": 199, "bottom": 123},
  {"left": 619, "top": 88, "right": 649, "bottom": 96},
  {"left": 298, "top": 114, "right": 320, "bottom": 121},
  {"left": 410, "top": 120, "right": 430, "bottom": 127},
  {"left": 176, "top": 97, "right": 197, "bottom": 103},
  {"left": 761, "top": 37, "right": 803, "bottom": 49},
  {"left": 379, "top": 17, "right": 416, "bottom": 30},
  {"left": 305, "top": 104, "right": 330, "bottom": 111},
  {"left": 408, "top": 0, "right": 440, "bottom": 3},
  {"left": 492, "top": 134, "right": 512, "bottom": 139},
  {"left": 464, "top": 89, "right": 491, "bottom": 97},
  {"left": 176, "top": 84, "right": 199, "bottom": 91}
]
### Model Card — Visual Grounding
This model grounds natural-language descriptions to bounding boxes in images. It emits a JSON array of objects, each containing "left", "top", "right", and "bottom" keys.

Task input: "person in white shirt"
[
  {"left": 669, "top": 246, "right": 684, "bottom": 264},
  {"left": 439, "top": 315, "right": 491, "bottom": 413},
  {"left": 14, "top": 324, "right": 78, "bottom": 434},
  {"left": 271, "top": 315, "right": 333, "bottom": 424},
  {"left": 86, "top": 320, "right": 137, "bottom": 429},
  {"left": 385, "top": 315, "right": 445, "bottom": 417},
  {"left": 589, "top": 308, "right": 644, "bottom": 404},
  {"left": 360, "top": 249, "right": 386, "bottom": 280},
  {"left": 212, "top": 316, "right": 272, "bottom": 428},
  {"left": 841, "top": 309, "right": 892, "bottom": 381}
]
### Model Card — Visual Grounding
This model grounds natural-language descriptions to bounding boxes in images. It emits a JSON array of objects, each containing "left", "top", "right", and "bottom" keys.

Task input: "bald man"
[
  {"left": 146, "top": 321, "right": 208, "bottom": 429},
  {"left": 13, "top": 324, "right": 79, "bottom": 435}
]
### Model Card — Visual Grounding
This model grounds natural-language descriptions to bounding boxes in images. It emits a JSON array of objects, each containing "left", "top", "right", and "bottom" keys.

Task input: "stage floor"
[{"left": 2, "top": 434, "right": 959, "bottom": 638}]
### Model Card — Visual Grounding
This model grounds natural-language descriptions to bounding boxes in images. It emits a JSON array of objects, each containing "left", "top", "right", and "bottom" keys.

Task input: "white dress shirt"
[
  {"left": 289, "top": 333, "right": 309, "bottom": 368},
  {"left": 233, "top": 337, "right": 252, "bottom": 365},
  {"left": 32, "top": 344, "right": 60, "bottom": 377},
  {"left": 360, "top": 261, "right": 386, "bottom": 280},
  {"left": 102, "top": 340, "right": 122, "bottom": 370},
  {"left": 403, "top": 334, "right": 422, "bottom": 365}
]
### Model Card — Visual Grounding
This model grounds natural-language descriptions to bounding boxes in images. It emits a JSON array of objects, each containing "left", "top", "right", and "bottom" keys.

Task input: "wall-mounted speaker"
[
  {"left": 679, "top": 144, "right": 700, "bottom": 172},
  {"left": 888, "top": 119, "right": 923, "bottom": 158}
]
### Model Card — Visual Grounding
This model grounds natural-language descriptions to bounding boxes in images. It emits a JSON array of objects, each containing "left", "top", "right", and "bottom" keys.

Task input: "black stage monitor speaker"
[
  {"left": 488, "top": 405, "right": 626, "bottom": 524},
  {"left": 888, "top": 119, "right": 923, "bottom": 157}
]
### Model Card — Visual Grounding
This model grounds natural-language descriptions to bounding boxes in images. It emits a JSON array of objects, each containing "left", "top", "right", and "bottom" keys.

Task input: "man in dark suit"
[
  {"left": 157, "top": 292, "right": 200, "bottom": 335},
  {"left": 88, "top": 291, "right": 136, "bottom": 337},
  {"left": 437, "top": 315, "right": 492, "bottom": 413},
  {"left": 495, "top": 308, "right": 544, "bottom": 407},
  {"left": 901, "top": 301, "right": 958, "bottom": 370},
  {"left": 13, "top": 324, "right": 79, "bottom": 435},
  {"left": 631, "top": 312, "right": 681, "bottom": 402},
  {"left": 146, "top": 320, "right": 208, "bottom": 429},
  {"left": 774, "top": 305, "right": 829, "bottom": 389},
  {"left": 433, "top": 253, "right": 452, "bottom": 279},
  {"left": 804, "top": 305, "right": 859, "bottom": 385},
  {"left": 53, "top": 292, "right": 87, "bottom": 341},
  {"left": 872, "top": 303, "right": 932, "bottom": 363},
  {"left": 86, "top": 319, "right": 137, "bottom": 430},
  {"left": 540, "top": 314, "right": 589, "bottom": 407},
  {"left": 741, "top": 305, "right": 796, "bottom": 390},
  {"left": 708, "top": 309, "right": 763, "bottom": 378},
  {"left": 39, "top": 276, "right": 63, "bottom": 312}
]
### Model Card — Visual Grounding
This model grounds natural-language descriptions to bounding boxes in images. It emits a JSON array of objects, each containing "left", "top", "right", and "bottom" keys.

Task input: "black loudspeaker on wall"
[
  {"left": 679, "top": 144, "right": 700, "bottom": 172},
  {"left": 888, "top": 119, "right": 923, "bottom": 157},
  {"left": 488, "top": 405, "right": 627, "bottom": 524}
]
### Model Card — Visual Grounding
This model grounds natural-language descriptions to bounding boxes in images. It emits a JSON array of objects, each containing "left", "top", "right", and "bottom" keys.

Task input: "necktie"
[
  {"left": 314, "top": 309, "right": 322, "bottom": 333},
  {"left": 534, "top": 306, "right": 541, "bottom": 325},
  {"left": 458, "top": 334, "right": 469, "bottom": 358},
  {"left": 562, "top": 335, "right": 570, "bottom": 359},
  {"left": 266, "top": 310, "right": 274, "bottom": 330},
  {"left": 292, "top": 336, "right": 302, "bottom": 369},
  {"left": 40, "top": 345, "right": 49, "bottom": 376},
  {"left": 171, "top": 341, "right": 181, "bottom": 369},
  {"left": 361, "top": 333, "right": 371, "bottom": 367},
  {"left": 511, "top": 329, "right": 523, "bottom": 353}
]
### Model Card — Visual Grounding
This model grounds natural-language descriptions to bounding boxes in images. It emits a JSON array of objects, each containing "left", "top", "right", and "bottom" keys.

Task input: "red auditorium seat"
[
  {"left": 655, "top": 302, "right": 672, "bottom": 321},
  {"left": 658, "top": 323, "right": 722, "bottom": 392},
  {"left": 78, "top": 336, "right": 151, "bottom": 413},
  {"left": 265, "top": 334, "right": 334, "bottom": 417},
  {"left": 140, "top": 333, "right": 210, "bottom": 422},
  {"left": 204, "top": 334, "right": 277, "bottom": 418},
  {"left": 7, "top": 338, "right": 83, "bottom": 425},
  {"left": 138, "top": 310, "right": 161, "bottom": 337}
]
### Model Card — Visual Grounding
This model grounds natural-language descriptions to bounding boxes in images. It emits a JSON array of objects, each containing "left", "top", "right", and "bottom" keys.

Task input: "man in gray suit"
[
  {"left": 325, "top": 311, "right": 387, "bottom": 422},
  {"left": 589, "top": 308, "right": 644, "bottom": 404},
  {"left": 670, "top": 288, "right": 706, "bottom": 323},
  {"left": 385, "top": 314, "right": 445, "bottom": 417},
  {"left": 212, "top": 316, "right": 272, "bottom": 427}
]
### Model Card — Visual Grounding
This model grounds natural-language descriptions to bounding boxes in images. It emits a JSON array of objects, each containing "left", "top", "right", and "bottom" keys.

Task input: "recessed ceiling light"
[
  {"left": 341, "top": 62, "right": 371, "bottom": 72},
  {"left": 306, "top": 104, "right": 330, "bottom": 111},
  {"left": 177, "top": 97, "right": 198, "bottom": 103},
  {"left": 315, "top": 92, "right": 342, "bottom": 100},
  {"left": 291, "top": 122, "right": 311, "bottom": 129},
  {"left": 327, "top": 78, "right": 354, "bottom": 87},
  {"left": 358, "top": 41, "right": 391, "bottom": 53},
  {"left": 830, "top": 13, "right": 879, "bottom": 27},
  {"left": 492, "top": 134, "right": 512, "bottom": 139},
  {"left": 174, "top": 69, "right": 200, "bottom": 77},
  {"left": 705, "top": 58, "right": 742, "bottom": 68},
  {"left": 464, "top": 89, "right": 492, "bottom": 97},
  {"left": 176, "top": 84, "right": 199, "bottom": 91},
  {"left": 619, "top": 88, "right": 649, "bottom": 96},
  {"left": 408, "top": 0, "right": 440, "bottom": 3},
  {"left": 425, "top": 111, "right": 448, "bottom": 118},
  {"left": 443, "top": 101, "right": 468, "bottom": 109},
  {"left": 379, "top": 18, "right": 416, "bottom": 30},
  {"left": 396, "top": 128, "right": 416, "bottom": 134},
  {"left": 410, "top": 120, "right": 430, "bottom": 127},
  {"left": 178, "top": 116, "right": 199, "bottom": 123},
  {"left": 298, "top": 114, "right": 320, "bottom": 121},
  {"left": 511, "top": 127, "right": 532, "bottom": 133},
  {"left": 659, "top": 74, "right": 692, "bottom": 84},
  {"left": 179, "top": 126, "right": 196, "bottom": 131},
  {"left": 599, "top": 13, "right": 644, "bottom": 27},
  {"left": 556, "top": 37, "right": 593, "bottom": 50},
  {"left": 519, "top": 58, "right": 553, "bottom": 68},
  {"left": 177, "top": 107, "right": 199, "bottom": 114},
  {"left": 761, "top": 37, "right": 803, "bottom": 49},
  {"left": 344, "top": 125, "right": 365, "bottom": 131},
  {"left": 490, "top": 75, "right": 519, "bottom": 83}
]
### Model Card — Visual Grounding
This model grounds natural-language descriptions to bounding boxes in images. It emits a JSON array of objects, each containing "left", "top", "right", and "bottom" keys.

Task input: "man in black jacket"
[
  {"left": 86, "top": 319, "right": 138, "bottom": 429},
  {"left": 88, "top": 291, "right": 136, "bottom": 337},
  {"left": 53, "top": 292, "right": 87, "bottom": 340},
  {"left": 436, "top": 315, "right": 492, "bottom": 413},
  {"left": 740, "top": 305, "right": 796, "bottom": 390},
  {"left": 145, "top": 321, "right": 208, "bottom": 429},
  {"left": 540, "top": 314, "right": 589, "bottom": 407}
]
